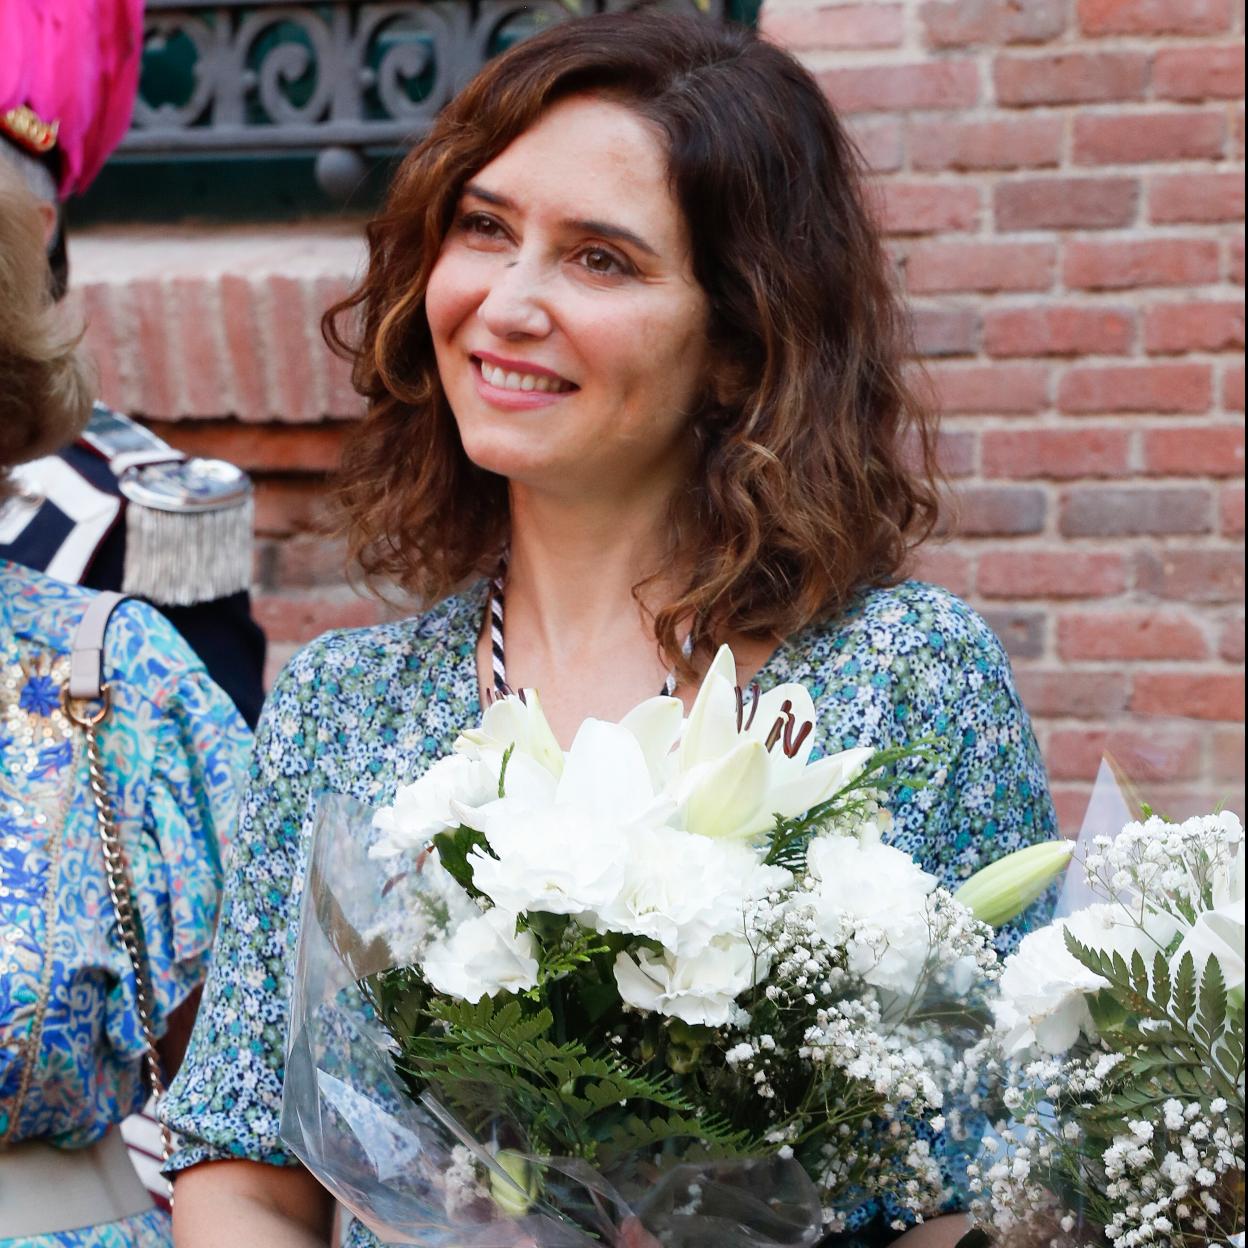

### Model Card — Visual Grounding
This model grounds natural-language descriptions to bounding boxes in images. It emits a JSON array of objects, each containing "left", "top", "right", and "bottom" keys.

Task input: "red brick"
[
  {"left": 1149, "top": 173, "right": 1246, "bottom": 225},
  {"left": 126, "top": 279, "right": 178, "bottom": 420},
  {"left": 1059, "top": 363, "right": 1212, "bottom": 414},
  {"left": 876, "top": 182, "right": 981, "bottom": 235},
  {"left": 1144, "top": 300, "right": 1246, "bottom": 354},
  {"left": 910, "top": 117, "right": 1063, "bottom": 171},
  {"left": 263, "top": 535, "right": 352, "bottom": 589},
  {"left": 266, "top": 275, "right": 322, "bottom": 423},
  {"left": 994, "top": 52, "right": 1149, "bottom": 107},
  {"left": 219, "top": 274, "right": 269, "bottom": 422},
  {"left": 981, "top": 608, "right": 1047, "bottom": 659},
  {"left": 78, "top": 283, "right": 125, "bottom": 412},
  {"left": 145, "top": 419, "right": 351, "bottom": 473},
  {"left": 1048, "top": 725, "right": 1204, "bottom": 781},
  {"left": 909, "top": 545, "right": 975, "bottom": 596},
  {"left": 1060, "top": 486, "right": 1212, "bottom": 536},
  {"left": 1132, "top": 672, "right": 1245, "bottom": 722},
  {"left": 1142, "top": 425, "right": 1245, "bottom": 477},
  {"left": 1073, "top": 111, "right": 1228, "bottom": 165},
  {"left": 907, "top": 241, "right": 1056, "bottom": 293},
  {"left": 921, "top": 0, "right": 1066, "bottom": 47},
  {"left": 995, "top": 177, "right": 1139, "bottom": 231},
  {"left": 978, "top": 549, "right": 1129, "bottom": 598},
  {"left": 847, "top": 119, "right": 905, "bottom": 174},
  {"left": 1058, "top": 610, "right": 1209, "bottom": 661},
  {"left": 171, "top": 278, "right": 228, "bottom": 419},
  {"left": 253, "top": 478, "right": 336, "bottom": 538},
  {"left": 1078, "top": 0, "right": 1233, "bottom": 36},
  {"left": 1213, "top": 725, "right": 1246, "bottom": 780},
  {"left": 910, "top": 306, "right": 980, "bottom": 357},
  {"left": 1016, "top": 668, "right": 1130, "bottom": 717},
  {"left": 761, "top": 3, "right": 904, "bottom": 50},
  {"left": 1134, "top": 546, "right": 1246, "bottom": 602},
  {"left": 818, "top": 60, "right": 981, "bottom": 114},
  {"left": 947, "top": 485, "right": 1047, "bottom": 535},
  {"left": 985, "top": 306, "right": 1135, "bottom": 357},
  {"left": 928, "top": 363, "right": 1051, "bottom": 413},
  {"left": 1232, "top": 236, "right": 1246, "bottom": 286},
  {"left": 1154, "top": 46, "right": 1245, "bottom": 101},
  {"left": 1220, "top": 617, "right": 1246, "bottom": 664},
  {"left": 253, "top": 592, "right": 384, "bottom": 646},
  {"left": 313, "top": 275, "right": 368, "bottom": 419},
  {"left": 1224, "top": 364, "right": 1245, "bottom": 412},
  {"left": 937, "top": 429, "right": 978, "bottom": 477},
  {"left": 1063, "top": 238, "right": 1221, "bottom": 290},
  {"left": 1223, "top": 484, "right": 1246, "bottom": 536},
  {"left": 981, "top": 427, "right": 1131, "bottom": 478},
  {"left": 1050, "top": 784, "right": 1095, "bottom": 834}
]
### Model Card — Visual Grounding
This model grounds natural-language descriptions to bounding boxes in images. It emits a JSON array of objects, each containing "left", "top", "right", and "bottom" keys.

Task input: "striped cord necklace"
[{"left": 489, "top": 572, "right": 686, "bottom": 699}]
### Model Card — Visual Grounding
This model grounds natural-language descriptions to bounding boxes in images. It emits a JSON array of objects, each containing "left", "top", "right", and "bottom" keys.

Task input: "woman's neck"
[{"left": 486, "top": 485, "right": 687, "bottom": 743}]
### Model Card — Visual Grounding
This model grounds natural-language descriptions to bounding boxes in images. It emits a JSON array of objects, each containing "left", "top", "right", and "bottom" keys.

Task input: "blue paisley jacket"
[{"left": 0, "top": 561, "right": 250, "bottom": 1247}]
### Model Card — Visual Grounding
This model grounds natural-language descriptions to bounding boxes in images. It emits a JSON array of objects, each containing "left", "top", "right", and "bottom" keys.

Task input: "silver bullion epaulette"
[{"left": 85, "top": 406, "right": 255, "bottom": 608}]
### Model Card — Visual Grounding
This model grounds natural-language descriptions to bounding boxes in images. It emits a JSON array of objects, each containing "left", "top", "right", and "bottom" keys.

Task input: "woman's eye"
[
  {"left": 578, "top": 246, "right": 632, "bottom": 277},
  {"left": 459, "top": 213, "right": 505, "bottom": 241}
]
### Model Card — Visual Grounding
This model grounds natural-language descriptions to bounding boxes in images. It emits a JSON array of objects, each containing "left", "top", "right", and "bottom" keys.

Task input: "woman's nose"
[{"left": 477, "top": 257, "right": 553, "bottom": 340}]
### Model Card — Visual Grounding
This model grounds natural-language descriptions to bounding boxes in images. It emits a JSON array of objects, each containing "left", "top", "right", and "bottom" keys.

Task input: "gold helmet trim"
[{"left": 0, "top": 105, "right": 60, "bottom": 156}]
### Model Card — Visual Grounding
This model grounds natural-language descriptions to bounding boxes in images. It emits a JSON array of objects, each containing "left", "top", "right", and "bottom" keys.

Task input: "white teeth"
[{"left": 479, "top": 360, "right": 568, "bottom": 393}]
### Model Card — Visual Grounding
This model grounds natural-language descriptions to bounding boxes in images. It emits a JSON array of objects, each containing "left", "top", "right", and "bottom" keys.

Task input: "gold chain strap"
[{"left": 62, "top": 685, "right": 175, "bottom": 1199}]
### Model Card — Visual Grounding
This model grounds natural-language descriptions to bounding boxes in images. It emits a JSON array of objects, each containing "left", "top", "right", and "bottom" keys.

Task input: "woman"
[
  {"left": 164, "top": 13, "right": 1057, "bottom": 1247},
  {"left": 0, "top": 159, "right": 251, "bottom": 1246}
]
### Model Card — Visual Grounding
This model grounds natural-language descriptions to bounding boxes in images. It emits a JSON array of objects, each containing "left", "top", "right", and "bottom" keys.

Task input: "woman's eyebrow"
[{"left": 461, "top": 183, "right": 659, "bottom": 258}]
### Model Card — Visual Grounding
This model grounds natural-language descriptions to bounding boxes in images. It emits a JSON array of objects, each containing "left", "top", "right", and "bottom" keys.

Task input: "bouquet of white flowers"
[
  {"left": 962, "top": 797, "right": 1246, "bottom": 1248},
  {"left": 280, "top": 648, "right": 1043, "bottom": 1246}
]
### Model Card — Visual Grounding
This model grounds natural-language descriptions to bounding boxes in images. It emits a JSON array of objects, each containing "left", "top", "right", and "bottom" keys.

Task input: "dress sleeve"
[
  {"left": 160, "top": 642, "right": 324, "bottom": 1171},
  {"left": 99, "top": 603, "right": 251, "bottom": 1065},
  {"left": 885, "top": 597, "right": 1060, "bottom": 956}
]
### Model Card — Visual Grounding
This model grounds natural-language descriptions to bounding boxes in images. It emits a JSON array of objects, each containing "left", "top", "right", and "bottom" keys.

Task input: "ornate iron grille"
[{"left": 122, "top": 0, "right": 727, "bottom": 193}]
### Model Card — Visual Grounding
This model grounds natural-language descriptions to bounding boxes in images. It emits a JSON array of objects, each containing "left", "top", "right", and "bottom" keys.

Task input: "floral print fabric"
[
  {"left": 0, "top": 560, "right": 250, "bottom": 1248},
  {"left": 162, "top": 579, "right": 1058, "bottom": 1246}
]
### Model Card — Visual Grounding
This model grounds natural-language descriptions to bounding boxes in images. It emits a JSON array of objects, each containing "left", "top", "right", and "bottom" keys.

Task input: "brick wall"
[{"left": 70, "top": 0, "right": 1245, "bottom": 829}]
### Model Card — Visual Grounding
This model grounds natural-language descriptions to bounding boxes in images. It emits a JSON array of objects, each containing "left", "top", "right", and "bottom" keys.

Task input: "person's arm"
[
  {"left": 172, "top": 1160, "right": 334, "bottom": 1248},
  {"left": 892, "top": 1215, "right": 971, "bottom": 1247}
]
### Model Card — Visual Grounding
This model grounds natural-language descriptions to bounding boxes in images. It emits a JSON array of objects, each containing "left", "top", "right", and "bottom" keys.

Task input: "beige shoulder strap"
[{"left": 68, "top": 591, "right": 128, "bottom": 700}]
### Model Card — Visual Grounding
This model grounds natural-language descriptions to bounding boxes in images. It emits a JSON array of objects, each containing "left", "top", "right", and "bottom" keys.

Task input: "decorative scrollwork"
[{"left": 123, "top": 0, "right": 726, "bottom": 171}]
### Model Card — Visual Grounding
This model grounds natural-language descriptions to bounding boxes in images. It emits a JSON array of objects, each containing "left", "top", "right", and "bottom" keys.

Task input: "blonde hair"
[{"left": 0, "top": 157, "right": 93, "bottom": 501}]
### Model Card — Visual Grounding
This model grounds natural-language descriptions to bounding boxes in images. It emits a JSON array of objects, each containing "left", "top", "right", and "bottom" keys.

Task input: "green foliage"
[
  {"left": 1057, "top": 927, "right": 1245, "bottom": 1146},
  {"left": 378, "top": 993, "right": 752, "bottom": 1164},
  {"left": 431, "top": 824, "right": 491, "bottom": 898}
]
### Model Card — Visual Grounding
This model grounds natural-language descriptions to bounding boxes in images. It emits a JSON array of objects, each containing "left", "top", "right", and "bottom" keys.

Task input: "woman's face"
[{"left": 426, "top": 94, "right": 712, "bottom": 505}]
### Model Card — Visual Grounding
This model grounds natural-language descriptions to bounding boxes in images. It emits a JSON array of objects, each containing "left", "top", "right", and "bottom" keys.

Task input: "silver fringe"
[{"left": 122, "top": 497, "right": 255, "bottom": 606}]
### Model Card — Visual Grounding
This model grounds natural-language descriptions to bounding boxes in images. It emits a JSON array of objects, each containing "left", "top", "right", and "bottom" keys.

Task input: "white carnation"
[
  {"left": 613, "top": 935, "right": 766, "bottom": 1026},
  {"left": 370, "top": 754, "right": 497, "bottom": 858},
  {"left": 421, "top": 908, "right": 539, "bottom": 1003},
  {"left": 804, "top": 829, "right": 938, "bottom": 995}
]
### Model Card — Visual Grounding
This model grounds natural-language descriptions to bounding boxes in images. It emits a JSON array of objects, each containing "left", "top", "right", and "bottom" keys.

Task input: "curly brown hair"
[
  {"left": 326, "top": 11, "right": 939, "bottom": 672},
  {"left": 0, "top": 158, "right": 93, "bottom": 502}
]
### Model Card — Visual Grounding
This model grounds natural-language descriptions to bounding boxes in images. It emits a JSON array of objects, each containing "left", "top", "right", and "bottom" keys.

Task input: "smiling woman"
[{"left": 161, "top": 12, "right": 1058, "bottom": 1248}]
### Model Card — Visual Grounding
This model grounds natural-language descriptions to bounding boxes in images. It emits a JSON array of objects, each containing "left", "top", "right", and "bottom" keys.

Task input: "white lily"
[
  {"left": 670, "top": 643, "right": 874, "bottom": 842},
  {"left": 455, "top": 687, "right": 564, "bottom": 778}
]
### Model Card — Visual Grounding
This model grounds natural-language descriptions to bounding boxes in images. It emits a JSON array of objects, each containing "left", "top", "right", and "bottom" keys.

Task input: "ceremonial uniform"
[{"left": 0, "top": 405, "right": 266, "bottom": 729}]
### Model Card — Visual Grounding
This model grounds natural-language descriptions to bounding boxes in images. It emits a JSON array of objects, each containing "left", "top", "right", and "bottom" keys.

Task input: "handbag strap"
[{"left": 62, "top": 592, "right": 174, "bottom": 1191}]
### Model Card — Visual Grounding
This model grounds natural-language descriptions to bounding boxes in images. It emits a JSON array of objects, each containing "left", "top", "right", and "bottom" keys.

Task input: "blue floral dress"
[
  {"left": 0, "top": 561, "right": 251, "bottom": 1248},
  {"left": 162, "top": 578, "right": 1058, "bottom": 1243}
]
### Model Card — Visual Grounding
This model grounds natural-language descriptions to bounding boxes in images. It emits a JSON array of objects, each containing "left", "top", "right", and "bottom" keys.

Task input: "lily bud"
[
  {"left": 490, "top": 1149, "right": 538, "bottom": 1217},
  {"left": 955, "top": 840, "right": 1074, "bottom": 927}
]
